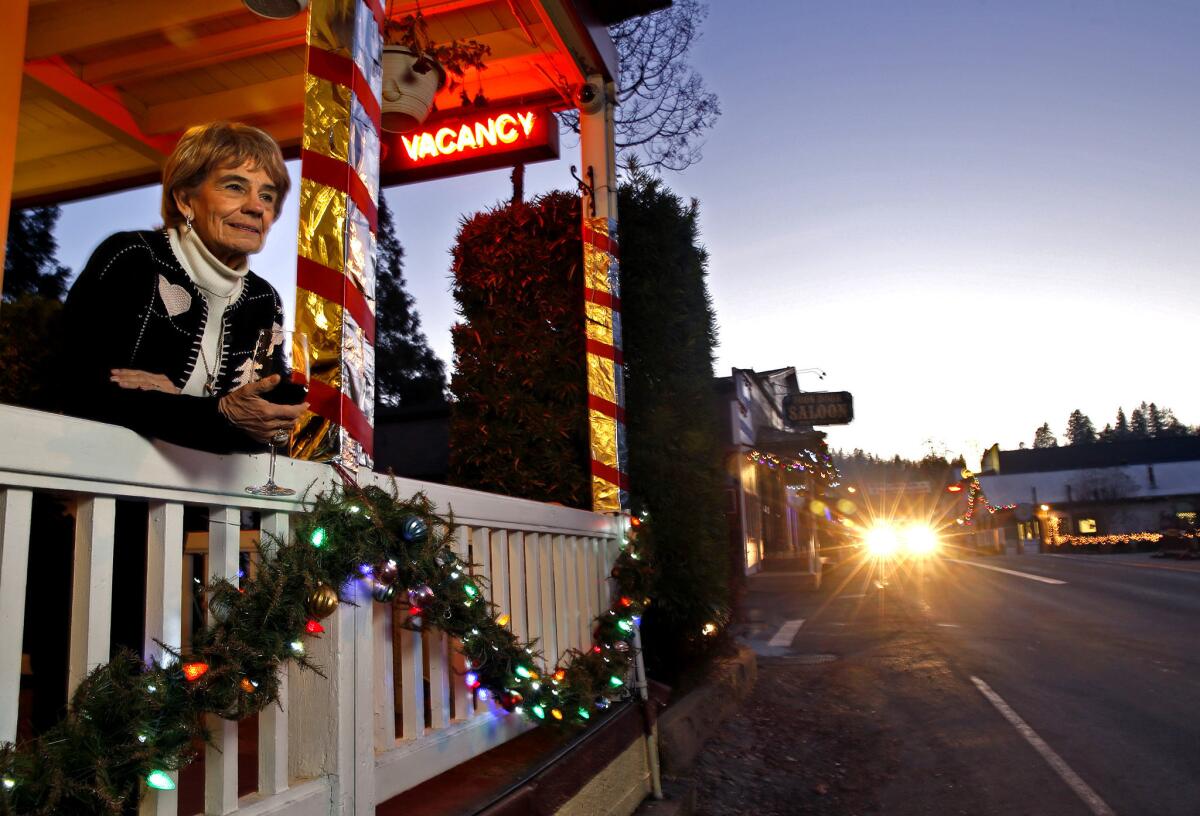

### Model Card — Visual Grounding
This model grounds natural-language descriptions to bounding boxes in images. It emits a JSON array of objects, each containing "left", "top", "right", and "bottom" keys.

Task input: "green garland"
[{"left": 0, "top": 481, "right": 651, "bottom": 815}]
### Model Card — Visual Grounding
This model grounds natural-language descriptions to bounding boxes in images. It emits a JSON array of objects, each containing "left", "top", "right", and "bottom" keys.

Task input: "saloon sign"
[
  {"left": 381, "top": 106, "right": 560, "bottom": 185},
  {"left": 783, "top": 391, "right": 854, "bottom": 426}
]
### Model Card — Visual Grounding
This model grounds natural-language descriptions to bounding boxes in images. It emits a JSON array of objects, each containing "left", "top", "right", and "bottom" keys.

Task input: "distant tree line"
[
  {"left": 1030, "top": 404, "right": 1196, "bottom": 448},
  {"left": 833, "top": 448, "right": 965, "bottom": 487}
]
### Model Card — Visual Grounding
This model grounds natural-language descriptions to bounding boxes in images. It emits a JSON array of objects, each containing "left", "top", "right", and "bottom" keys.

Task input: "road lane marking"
[
  {"left": 971, "top": 676, "right": 1116, "bottom": 816},
  {"left": 936, "top": 623, "right": 960, "bottom": 628},
  {"left": 944, "top": 558, "right": 1066, "bottom": 584},
  {"left": 837, "top": 593, "right": 868, "bottom": 599},
  {"left": 767, "top": 619, "right": 805, "bottom": 647}
]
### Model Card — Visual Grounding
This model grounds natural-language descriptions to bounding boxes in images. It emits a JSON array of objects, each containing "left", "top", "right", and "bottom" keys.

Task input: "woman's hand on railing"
[
  {"left": 218, "top": 374, "right": 309, "bottom": 444},
  {"left": 111, "top": 368, "right": 181, "bottom": 394}
]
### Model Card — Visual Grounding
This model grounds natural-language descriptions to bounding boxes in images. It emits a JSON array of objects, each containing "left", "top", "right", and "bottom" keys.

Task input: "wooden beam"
[
  {"left": 142, "top": 75, "right": 303, "bottom": 134},
  {"left": 0, "top": 0, "right": 30, "bottom": 293},
  {"left": 82, "top": 17, "right": 307, "bottom": 85},
  {"left": 528, "top": 0, "right": 611, "bottom": 83},
  {"left": 25, "top": 0, "right": 245, "bottom": 61},
  {"left": 12, "top": 142, "right": 159, "bottom": 202},
  {"left": 23, "top": 58, "right": 176, "bottom": 160}
]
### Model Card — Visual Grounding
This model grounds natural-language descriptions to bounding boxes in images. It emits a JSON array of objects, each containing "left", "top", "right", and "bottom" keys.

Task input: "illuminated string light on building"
[
  {"left": 1053, "top": 531, "right": 1199, "bottom": 547},
  {"left": 746, "top": 449, "right": 841, "bottom": 485},
  {"left": 955, "top": 478, "right": 1016, "bottom": 526}
]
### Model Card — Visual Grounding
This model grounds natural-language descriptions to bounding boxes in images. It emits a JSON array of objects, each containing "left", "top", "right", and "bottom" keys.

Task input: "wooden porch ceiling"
[{"left": 14, "top": 0, "right": 612, "bottom": 206}]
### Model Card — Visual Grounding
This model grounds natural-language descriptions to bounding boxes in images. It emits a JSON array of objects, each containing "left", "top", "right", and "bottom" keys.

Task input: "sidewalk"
[{"left": 1038, "top": 551, "right": 1200, "bottom": 573}]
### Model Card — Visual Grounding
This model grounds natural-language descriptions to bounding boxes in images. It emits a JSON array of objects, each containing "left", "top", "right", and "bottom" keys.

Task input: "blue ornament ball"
[{"left": 401, "top": 515, "right": 428, "bottom": 544}]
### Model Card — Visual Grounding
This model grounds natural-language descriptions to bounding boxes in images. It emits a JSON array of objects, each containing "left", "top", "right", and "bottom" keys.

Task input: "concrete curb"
[{"left": 633, "top": 643, "right": 758, "bottom": 815}]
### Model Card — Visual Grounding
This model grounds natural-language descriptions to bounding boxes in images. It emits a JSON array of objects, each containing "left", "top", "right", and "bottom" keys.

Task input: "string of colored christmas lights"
[
  {"left": 746, "top": 448, "right": 841, "bottom": 485},
  {"left": 955, "top": 478, "right": 1016, "bottom": 526},
  {"left": 0, "top": 482, "right": 655, "bottom": 814}
]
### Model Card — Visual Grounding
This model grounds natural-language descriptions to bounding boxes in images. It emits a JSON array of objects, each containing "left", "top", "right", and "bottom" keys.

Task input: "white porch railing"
[{"left": 0, "top": 404, "right": 621, "bottom": 815}]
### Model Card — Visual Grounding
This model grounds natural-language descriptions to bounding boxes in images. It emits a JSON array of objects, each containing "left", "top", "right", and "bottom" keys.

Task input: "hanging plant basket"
[{"left": 381, "top": 46, "right": 447, "bottom": 133}]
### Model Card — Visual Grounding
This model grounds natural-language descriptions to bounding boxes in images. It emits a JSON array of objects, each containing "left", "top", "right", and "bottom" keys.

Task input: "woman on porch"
[
  {"left": 60, "top": 121, "right": 307, "bottom": 453},
  {"left": 26, "top": 123, "right": 310, "bottom": 736}
]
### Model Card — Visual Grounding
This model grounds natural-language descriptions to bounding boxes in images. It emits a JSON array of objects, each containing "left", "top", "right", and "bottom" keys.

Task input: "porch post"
[
  {"left": 0, "top": 0, "right": 30, "bottom": 294},
  {"left": 291, "top": 0, "right": 385, "bottom": 467},
  {"left": 580, "top": 76, "right": 628, "bottom": 513}
]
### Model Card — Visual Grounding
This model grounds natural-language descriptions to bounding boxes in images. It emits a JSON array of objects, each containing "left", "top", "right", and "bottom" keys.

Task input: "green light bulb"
[
  {"left": 145, "top": 770, "right": 176, "bottom": 791},
  {"left": 310, "top": 528, "right": 327, "bottom": 548},
  {"left": 531, "top": 705, "right": 546, "bottom": 719},
  {"left": 609, "top": 675, "right": 624, "bottom": 687},
  {"left": 577, "top": 707, "right": 590, "bottom": 720}
]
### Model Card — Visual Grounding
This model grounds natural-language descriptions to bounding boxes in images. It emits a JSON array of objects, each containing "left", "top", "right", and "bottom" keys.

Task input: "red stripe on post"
[
  {"left": 307, "top": 379, "right": 375, "bottom": 458},
  {"left": 591, "top": 460, "right": 630, "bottom": 490},
  {"left": 296, "top": 257, "right": 376, "bottom": 345},
  {"left": 588, "top": 394, "right": 626, "bottom": 424},
  {"left": 300, "top": 149, "right": 378, "bottom": 232},
  {"left": 350, "top": 63, "right": 382, "bottom": 132},
  {"left": 586, "top": 338, "right": 624, "bottom": 366},
  {"left": 584, "top": 287, "right": 622, "bottom": 312},
  {"left": 305, "top": 49, "right": 381, "bottom": 137},
  {"left": 582, "top": 222, "right": 619, "bottom": 258}
]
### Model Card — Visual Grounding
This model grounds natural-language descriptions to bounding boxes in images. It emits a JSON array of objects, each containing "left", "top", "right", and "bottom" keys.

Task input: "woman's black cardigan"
[{"left": 61, "top": 229, "right": 283, "bottom": 453}]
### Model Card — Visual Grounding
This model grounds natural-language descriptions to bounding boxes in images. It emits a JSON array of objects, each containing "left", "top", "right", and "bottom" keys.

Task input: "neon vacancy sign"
[
  {"left": 381, "top": 106, "right": 559, "bottom": 185},
  {"left": 401, "top": 111, "right": 538, "bottom": 161}
]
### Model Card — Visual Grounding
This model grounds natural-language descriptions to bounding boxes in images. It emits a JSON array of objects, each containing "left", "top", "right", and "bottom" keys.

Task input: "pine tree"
[
  {"left": 2, "top": 206, "right": 71, "bottom": 408},
  {"left": 1065, "top": 409, "right": 1097, "bottom": 445},
  {"left": 1098, "top": 422, "right": 1115, "bottom": 443},
  {"left": 1148, "top": 402, "right": 1165, "bottom": 437},
  {"left": 1114, "top": 407, "right": 1130, "bottom": 439},
  {"left": 4, "top": 205, "right": 71, "bottom": 301},
  {"left": 1033, "top": 422, "right": 1058, "bottom": 448},
  {"left": 1129, "top": 404, "right": 1150, "bottom": 439},
  {"left": 374, "top": 196, "right": 446, "bottom": 408}
]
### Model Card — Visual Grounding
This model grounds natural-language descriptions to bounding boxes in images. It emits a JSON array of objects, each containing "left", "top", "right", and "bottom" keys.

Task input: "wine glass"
[{"left": 245, "top": 329, "right": 310, "bottom": 496}]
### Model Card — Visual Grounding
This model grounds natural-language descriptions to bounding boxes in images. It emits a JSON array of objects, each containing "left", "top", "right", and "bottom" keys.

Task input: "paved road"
[{"left": 698, "top": 551, "right": 1200, "bottom": 815}]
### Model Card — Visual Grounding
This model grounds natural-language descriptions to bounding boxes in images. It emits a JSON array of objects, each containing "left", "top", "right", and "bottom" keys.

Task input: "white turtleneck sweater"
[{"left": 167, "top": 227, "right": 249, "bottom": 396}]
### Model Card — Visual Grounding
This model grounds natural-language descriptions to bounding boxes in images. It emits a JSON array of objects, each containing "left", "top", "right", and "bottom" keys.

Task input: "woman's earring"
[{"left": 184, "top": 214, "right": 194, "bottom": 233}]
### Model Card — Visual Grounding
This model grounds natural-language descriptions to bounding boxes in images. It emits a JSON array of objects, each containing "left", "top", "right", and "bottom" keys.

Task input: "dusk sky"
[{"left": 54, "top": 1, "right": 1200, "bottom": 463}]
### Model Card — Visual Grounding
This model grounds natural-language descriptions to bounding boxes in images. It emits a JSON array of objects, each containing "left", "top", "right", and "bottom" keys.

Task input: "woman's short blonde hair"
[{"left": 161, "top": 122, "right": 290, "bottom": 228}]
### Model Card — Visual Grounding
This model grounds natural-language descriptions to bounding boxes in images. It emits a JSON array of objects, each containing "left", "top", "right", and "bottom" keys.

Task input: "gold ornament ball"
[{"left": 307, "top": 584, "right": 340, "bottom": 619}]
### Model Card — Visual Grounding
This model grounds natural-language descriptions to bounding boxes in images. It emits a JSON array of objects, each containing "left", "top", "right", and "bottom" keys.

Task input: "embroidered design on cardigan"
[{"left": 157, "top": 274, "right": 193, "bottom": 317}]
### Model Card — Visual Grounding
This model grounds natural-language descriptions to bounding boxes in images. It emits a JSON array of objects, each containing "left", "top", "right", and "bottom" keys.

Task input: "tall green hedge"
[
  {"left": 448, "top": 191, "right": 590, "bottom": 506},
  {"left": 618, "top": 170, "right": 730, "bottom": 680}
]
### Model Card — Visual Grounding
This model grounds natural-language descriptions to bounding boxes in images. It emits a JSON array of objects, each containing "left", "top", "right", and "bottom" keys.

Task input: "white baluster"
[
  {"left": 450, "top": 525, "right": 472, "bottom": 720},
  {"left": 69, "top": 496, "right": 115, "bottom": 695},
  {"left": 537, "top": 533, "right": 559, "bottom": 671},
  {"left": 489, "top": 529, "right": 510, "bottom": 624},
  {"left": 374, "top": 600, "right": 396, "bottom": 749},
  {"left": 258, "top": 511, "right": 289, "bottom": 796},
  {"left": 398, "top": 623, "right": 424, "bottom": 739},
  {"left": 0, "top": 488, "right": 32, "bottom": 744},
  {"left": 506, "top": 532, "right": 528, "bottom": 642},
  {"left": 522, "top": 533, "right": 543, "bottom": 665},
  {"left": 553, "top": 535, "right": 572, "bottom": 652},
  {"left": 205, "top": 506, "right": 239, "bottom": 815},
  {"left": 426, "top": 629, "right": 451, "bottom": 730},
  {"left": 580, "top": 537, "right": 597, "bottom": 645},
  {"left": 140, "top": 501, "right": 183, "bottom": 815},
  {"left": 575, "top": 538, "right": 591, "bottom": 650}
]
